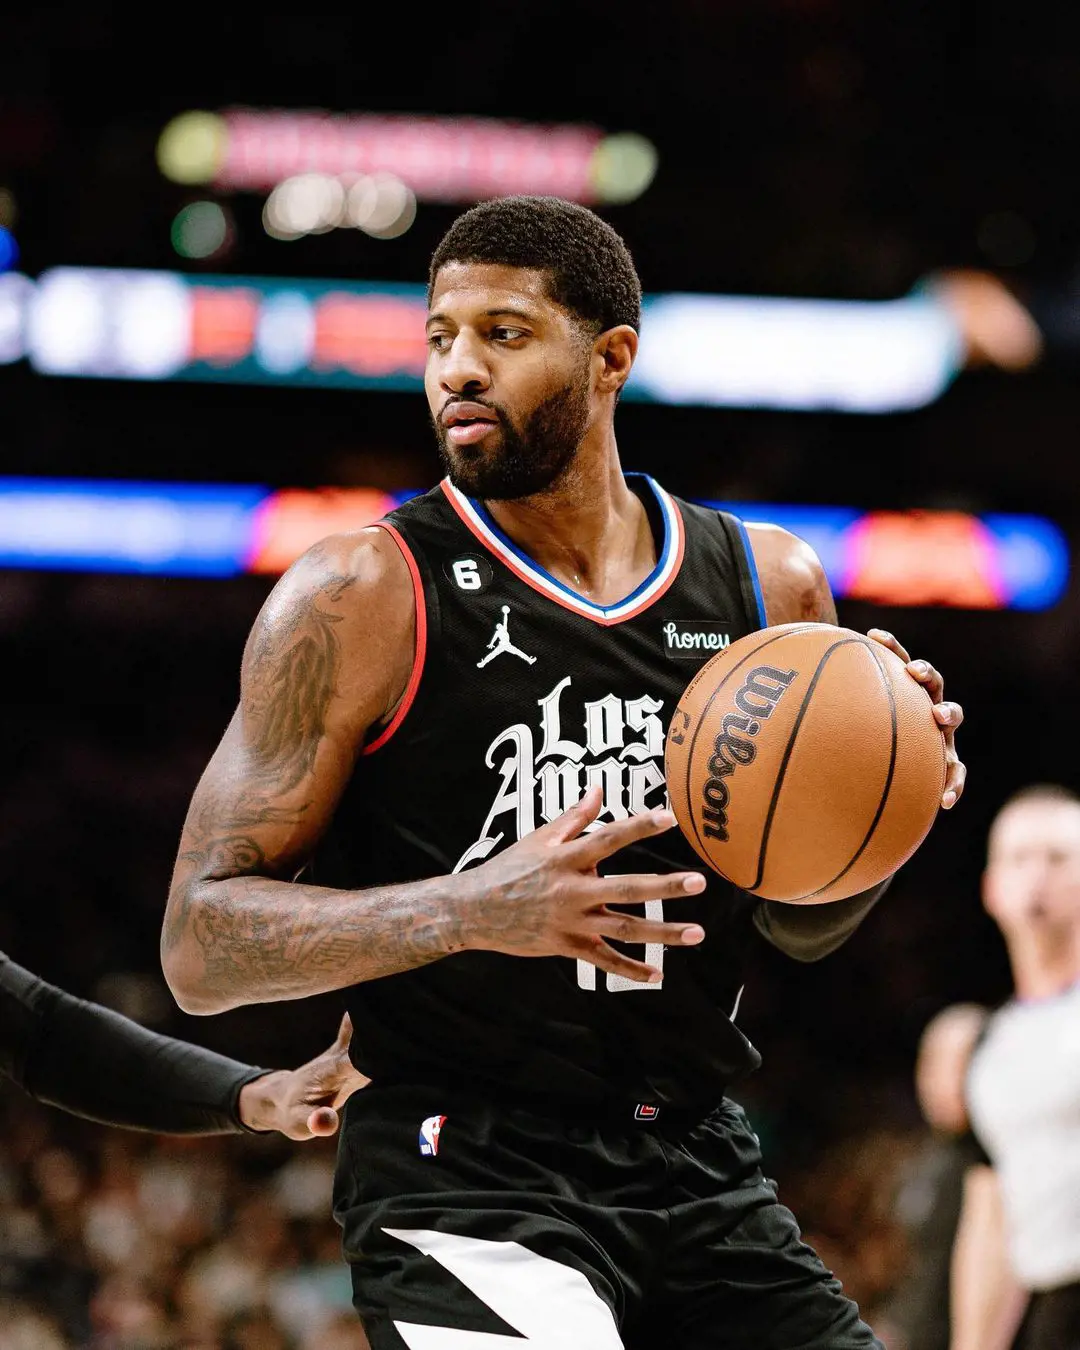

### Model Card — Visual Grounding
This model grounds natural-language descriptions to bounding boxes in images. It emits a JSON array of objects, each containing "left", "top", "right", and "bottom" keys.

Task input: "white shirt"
[{"left": 967, "top": 980, "right": 1080, "bottom": 1290}]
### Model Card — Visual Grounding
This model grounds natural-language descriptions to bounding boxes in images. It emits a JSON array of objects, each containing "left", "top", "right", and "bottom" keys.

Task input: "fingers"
[
  {"left": 334, "top": 1010, "right": 353, "bottom": 1050},
  {"left": 933, "top": 701, "right": 964, "bottom": 731},
  {"left": 593, "top": 907, "right": 705, "bottom": 948},
  {"left": 872, "top": 634, "right": 967, "bottom": 810},
  {"left": 305, "top": 1106, "right": 340, "bottom": 1137},
  {"left": 867, "top": 628, "right": 911, "bottom": 664},
  {"left": 543, "top": 785, "right": 604, "bottom": 844},
  {"left": 905, "top": 658, "right": 944, "bottom": 705},
  {"left": 943, "top": 754, "right": 967, "bottom": 809},
  {"left": 594, "top": 870, "right": 707, "bottom": 904},
  {"left": 570, "top": 934, "right": 664, "bottom": 985},
  {"left": 570, "top": 806, "right": 682, "bottom": 866}
]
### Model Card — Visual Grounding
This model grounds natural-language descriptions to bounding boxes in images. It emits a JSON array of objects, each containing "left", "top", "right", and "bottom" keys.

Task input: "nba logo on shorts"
[
  {"left": 634, "top": 1103, "right": 659, "bottom": 1121},
  {"left": 419, "top": 1114, "right": 447, "bottom": 1156}
]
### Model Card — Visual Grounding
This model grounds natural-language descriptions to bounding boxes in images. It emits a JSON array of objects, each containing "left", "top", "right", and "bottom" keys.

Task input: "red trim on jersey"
[
  {"left": 362, "top": 522, "right": 427, "bottom": 755},
  {"left": 439, "top": 480, "right": 686, "bottom": 627}
]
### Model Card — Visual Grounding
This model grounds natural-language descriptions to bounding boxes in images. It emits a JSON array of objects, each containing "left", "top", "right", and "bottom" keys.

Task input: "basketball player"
[
  {"left": 949, "top": 785, "right": 1080, "bottom": 1350},
  {"left": 1, "top": 949, "right": 365, "bottom": 1137},
  {"left": 161, "top": 196, "right": 964, "bottom": 1348},
  {"left": 882, "top": 1002, "right": 989, "bottom": 1350}
]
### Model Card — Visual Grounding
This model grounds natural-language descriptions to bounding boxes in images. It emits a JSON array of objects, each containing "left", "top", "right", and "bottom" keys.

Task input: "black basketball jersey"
[{"left": 314, "top": 473, "right": 770, "bottom": 1109}]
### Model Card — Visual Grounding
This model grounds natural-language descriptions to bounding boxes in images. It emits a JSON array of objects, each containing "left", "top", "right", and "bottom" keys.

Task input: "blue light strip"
[
  {"left": 0, "top": 478, "right": 268, "bottom": 577},
  {"left": 0, "top": 479, "right": 1068, "bottom": 610}
]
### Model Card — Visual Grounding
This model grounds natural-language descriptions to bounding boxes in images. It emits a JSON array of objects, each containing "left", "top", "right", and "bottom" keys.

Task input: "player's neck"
[
  {"left": 1008, "top": 926, "right": 1080, "bottom": 1001},
  {"left": 482, "top": 443, "right": 657, "bottom": 606}
]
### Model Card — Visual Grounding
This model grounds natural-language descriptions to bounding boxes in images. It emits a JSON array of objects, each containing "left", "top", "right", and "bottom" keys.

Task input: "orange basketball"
[{"left": 664, "top": 622, "right": 947, "bottom": 904}]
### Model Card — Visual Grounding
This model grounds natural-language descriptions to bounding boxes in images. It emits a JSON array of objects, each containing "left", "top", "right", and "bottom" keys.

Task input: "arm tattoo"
[
  {"left": 243, "top": 561, "right": 358, "bottom": 795},
  {"left": 163, "top": 548, "right": 456, "bottom": 998}
]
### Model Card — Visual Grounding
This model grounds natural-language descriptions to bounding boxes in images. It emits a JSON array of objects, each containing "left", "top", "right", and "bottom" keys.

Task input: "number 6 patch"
[{"left": 445, "top": 554, "right": 494, "bottom": 593}]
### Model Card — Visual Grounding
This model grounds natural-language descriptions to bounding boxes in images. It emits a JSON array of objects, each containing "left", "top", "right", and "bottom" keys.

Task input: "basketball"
[{"left": 665, "top": 622, "right": 947, "bottom": 904}]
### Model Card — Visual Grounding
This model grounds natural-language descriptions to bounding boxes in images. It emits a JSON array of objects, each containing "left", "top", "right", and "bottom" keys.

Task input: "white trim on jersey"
[{"left": 441, "top": 476, "right": 685, "bottom": 625}]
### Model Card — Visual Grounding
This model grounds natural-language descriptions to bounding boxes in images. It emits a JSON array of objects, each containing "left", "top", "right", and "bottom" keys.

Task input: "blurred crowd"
[
  {"left": 0, "top": 1076, "right": 936, "bottom": 1349},
  {"left": 0, "top": 1085, "right": 363, "bottom": 1349}
]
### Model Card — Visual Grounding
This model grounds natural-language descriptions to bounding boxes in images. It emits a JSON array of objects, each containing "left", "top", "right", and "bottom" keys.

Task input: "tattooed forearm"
[{"left": 167, "top": 868, "right": 465, "bottom": 1010}]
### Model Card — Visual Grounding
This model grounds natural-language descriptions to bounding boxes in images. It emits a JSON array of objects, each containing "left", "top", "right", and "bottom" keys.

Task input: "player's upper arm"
[
  {"left": 167, "top": 528, "right": 415, "bottom": 895},
  {"left": 744, "top": 521, "right": 836, "bottom": 626}
]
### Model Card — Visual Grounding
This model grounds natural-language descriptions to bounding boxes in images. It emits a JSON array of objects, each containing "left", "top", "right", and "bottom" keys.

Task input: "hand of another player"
[
  {"left": 237, "top": 1012, "right": 370, "bottom": 1140},
  {"left": 463, "top": 785, "right": 707, "bottom": 984},
  {"left": 867, "top": 629, "right": 966, "bottom": 809}
]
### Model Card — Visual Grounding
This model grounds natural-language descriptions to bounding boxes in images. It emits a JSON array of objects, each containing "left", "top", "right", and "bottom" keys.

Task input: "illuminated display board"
[{"left": 0, "top": 269, "right": 963, "bottom": 413}]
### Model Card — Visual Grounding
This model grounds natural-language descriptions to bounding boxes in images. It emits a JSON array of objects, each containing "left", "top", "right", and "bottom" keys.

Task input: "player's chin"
[{"left": 443, "top": 441, "right": 506, "bottom": 493}]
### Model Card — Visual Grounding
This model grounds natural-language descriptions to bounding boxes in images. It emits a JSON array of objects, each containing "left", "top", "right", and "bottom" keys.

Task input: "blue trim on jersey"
[
  {"left": 735, "top": 517, "right": 768, "bottom": 627},
  {"left": 467, "top": 473, "right": 675, "bottom": 615}
]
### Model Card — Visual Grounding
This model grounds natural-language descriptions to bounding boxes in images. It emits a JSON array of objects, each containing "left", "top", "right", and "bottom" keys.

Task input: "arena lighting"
[
  {"left": 0, "top": 480, "right": 1067, "bottom": 610},
  {"left": 10, "top": 267, "right": 963, "bottom": 411},
  {"left": 156, "top": 109, "right": 659, "bottom": 206},
  {"left": 0, "top": 225, "right": 19, "bottom": 273},
  {"left": 262, "top": 172, "right": 417, "bottom": 241}
]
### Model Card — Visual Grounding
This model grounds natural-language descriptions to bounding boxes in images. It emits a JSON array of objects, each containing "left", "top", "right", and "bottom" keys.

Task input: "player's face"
[
  {"left": 983, "top": 799, "right": 1080, "bottom": 934},
  {"left": 425, "top": 262, "right": 594, "bottom": 500}
]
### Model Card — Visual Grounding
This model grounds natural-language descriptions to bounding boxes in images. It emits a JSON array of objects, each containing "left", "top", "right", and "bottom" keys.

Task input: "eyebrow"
[{"left": 426, "top": 306, "right": 537, "bottom": 328}]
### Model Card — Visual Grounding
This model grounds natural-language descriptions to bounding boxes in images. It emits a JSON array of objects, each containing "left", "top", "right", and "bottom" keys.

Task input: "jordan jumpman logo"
[{"left": 477, "top": 606, "right": 537, "bottom": 668}]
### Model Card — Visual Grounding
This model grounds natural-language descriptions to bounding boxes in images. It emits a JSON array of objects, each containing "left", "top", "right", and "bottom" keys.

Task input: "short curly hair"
[{"left": 428, "top": 196, "right": 642, "bottom": 335}]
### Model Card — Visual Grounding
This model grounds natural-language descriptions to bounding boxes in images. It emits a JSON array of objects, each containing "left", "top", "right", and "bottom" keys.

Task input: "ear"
[{"left": 594, "top": 324, "right": 638, "bottom": 395}]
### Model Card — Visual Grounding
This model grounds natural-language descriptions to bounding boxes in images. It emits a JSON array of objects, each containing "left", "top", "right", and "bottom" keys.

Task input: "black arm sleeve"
[
  {"left": 1, "top": 951, "right": 268, "bottom": 1134},
  {"left": 752, "top": 877, "right": 890, "bottom": 962}
]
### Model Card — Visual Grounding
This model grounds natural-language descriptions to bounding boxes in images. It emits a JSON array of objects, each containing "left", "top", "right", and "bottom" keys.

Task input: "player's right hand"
[{"left": 460, "top": 786, "right": 707, "bottom": 984}]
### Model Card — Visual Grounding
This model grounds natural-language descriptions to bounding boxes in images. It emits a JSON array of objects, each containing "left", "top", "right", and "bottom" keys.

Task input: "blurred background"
[{"left": 3, "top": 3, "right": 1080, "bottom": 1346}]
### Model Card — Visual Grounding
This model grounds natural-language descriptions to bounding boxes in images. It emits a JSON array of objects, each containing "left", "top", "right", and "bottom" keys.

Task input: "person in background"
[
  {"left": 881, "top": 1002, "right": 989, "bottom": 1350},
  {"left": 950, "top": 784, "right": 1080, "bottom": 1350}
]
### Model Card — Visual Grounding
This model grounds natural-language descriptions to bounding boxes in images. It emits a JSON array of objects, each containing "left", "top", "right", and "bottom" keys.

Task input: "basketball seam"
[
  {"left": 680, "top": 625, "right": 822, "bottom": 866},
  {"left": 791, "top": 638, "right": 899, "bottom": 903},
  {"left": 749, "top": 639, "right": 858, "bottom": 893}
]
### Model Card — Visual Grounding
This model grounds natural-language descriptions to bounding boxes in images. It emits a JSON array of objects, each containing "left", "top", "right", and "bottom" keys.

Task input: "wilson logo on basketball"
[{"left": 700, "top": 665, "right": 798, "bottom": 842}]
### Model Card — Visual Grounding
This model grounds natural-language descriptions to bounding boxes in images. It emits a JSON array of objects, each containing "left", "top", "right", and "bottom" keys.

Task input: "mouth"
[{"left": 441, "top": 402, "right": 500, "bottom": 447}]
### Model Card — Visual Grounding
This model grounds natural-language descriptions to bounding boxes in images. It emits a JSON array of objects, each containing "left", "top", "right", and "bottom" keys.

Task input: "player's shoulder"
[
  {"left": 259, "top": 526, "right": 414, "bottom": 635},
  {"left": 743, "top": 521, "right": 833, "bottom": 624}
]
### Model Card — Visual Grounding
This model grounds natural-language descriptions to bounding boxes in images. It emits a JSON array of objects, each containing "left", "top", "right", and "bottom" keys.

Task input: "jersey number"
[
  {"left": 452, "top": 558, "right": 483, "bottom": 590},
  {"left": 576, "top": 899, "right": 664, "bottom": 992}
]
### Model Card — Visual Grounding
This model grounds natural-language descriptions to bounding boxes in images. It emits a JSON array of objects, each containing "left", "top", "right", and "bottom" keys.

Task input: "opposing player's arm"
[
  {"left": 162, "top": 531, "right": 708, "bottom": 1014},
  {"left": 949, "top": 1164, "right": 1028, "bottom": 1350},
  {"left": 744, "top": 523, "right": 889, "bottom": 960}
]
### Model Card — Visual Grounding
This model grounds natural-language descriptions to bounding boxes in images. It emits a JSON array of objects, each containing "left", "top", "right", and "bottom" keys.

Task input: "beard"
[{"left": 433, "top": 375, "right": 591, "bottom": 501}]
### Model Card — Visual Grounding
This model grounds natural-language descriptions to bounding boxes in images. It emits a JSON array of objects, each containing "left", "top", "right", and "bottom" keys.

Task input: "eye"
[
  {"left": 426, "top": 332, "right": 452, "bottom": 352},
  {"left": 492, "top": 326, "right": 527, "bottom": 343}
]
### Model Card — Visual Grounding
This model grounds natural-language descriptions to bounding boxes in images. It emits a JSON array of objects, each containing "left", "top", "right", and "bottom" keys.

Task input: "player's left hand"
[
  {"left": 237, "top": 1013, "right": 370, "bottom": 1139},
  {"left": 867, "top": 629, "right": 966, "bottom": 810}
]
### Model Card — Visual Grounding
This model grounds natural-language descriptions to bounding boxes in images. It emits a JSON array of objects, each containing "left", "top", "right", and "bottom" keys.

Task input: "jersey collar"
[{"left": 440, "top": 473, "right": 686, "bottom": 627}]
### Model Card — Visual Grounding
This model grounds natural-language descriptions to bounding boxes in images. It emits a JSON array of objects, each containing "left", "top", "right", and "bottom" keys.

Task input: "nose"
[{"left": 437, "top": 331, "right": 491, "bottom": 395}]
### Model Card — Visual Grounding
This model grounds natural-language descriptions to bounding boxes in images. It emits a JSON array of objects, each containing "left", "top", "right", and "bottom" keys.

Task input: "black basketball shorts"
[{"left": 332, "top": 1082, "right": 883, "bottom": 1349}]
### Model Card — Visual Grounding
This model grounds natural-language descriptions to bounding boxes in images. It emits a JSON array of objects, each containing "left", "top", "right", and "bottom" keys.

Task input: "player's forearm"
[
  {"left": 162, "top": 872, "right": 473, "bottom": 1014},
  {"left": 2, "top": 952, "right": 262, "bottom": 1132},
  {"left": 753, "top": 878, "right": 890, "bottom": 962}
]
